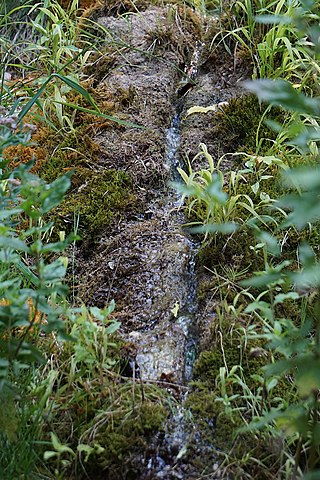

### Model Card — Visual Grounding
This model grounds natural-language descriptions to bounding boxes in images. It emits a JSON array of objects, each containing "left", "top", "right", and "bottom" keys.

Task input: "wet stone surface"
[{"left": 73, "top": 4, "right": 249, "bottom": 477}]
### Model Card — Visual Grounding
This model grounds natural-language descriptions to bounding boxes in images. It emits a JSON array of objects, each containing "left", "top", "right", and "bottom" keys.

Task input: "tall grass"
[{"left": 0, "top": 0, "right": 134, "bottom": 132}]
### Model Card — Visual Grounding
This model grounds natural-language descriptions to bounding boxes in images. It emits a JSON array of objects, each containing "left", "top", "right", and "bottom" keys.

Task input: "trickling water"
[
  {"left": 165, "top": 113, "right": 182, "bottom": 183},
  {"left": 165, "top": 111, "right": 198, "bottom": 381},
  {"left": 145, "top": 111, "right": 200, "bottom": 479},
  {"left": 133, "top": 43, "right": 205, "bottom": 478}
]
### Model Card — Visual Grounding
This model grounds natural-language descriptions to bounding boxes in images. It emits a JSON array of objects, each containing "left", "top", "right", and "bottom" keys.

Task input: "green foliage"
[
  {"left": 215, "top": 0, "right": 320, "bottom": 85},
  {"left": 0, "top": 380, "right": 46, "bottom": 479},
  {"left": 0, "top": 0, "right": 140, "bottom": 132},
  {"left": 177, "top": 142, "right": 287, "bottom": 236},
  {"left": 185, "top": 2, "right": 320, "bottom": 476},
  {"left": 0, "top": 305, "right": 124, "bottom": 479},
  {"left": 33, "top": 306, "right": 168, "bottom": 480},
  {"left": 0, "top": 111, "right": 75, "bottom": 389}
]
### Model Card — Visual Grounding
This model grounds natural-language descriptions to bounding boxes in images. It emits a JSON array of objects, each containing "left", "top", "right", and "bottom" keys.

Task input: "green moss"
[
  {"left": 194, "top": 334, "right": 267, "bottom": 387},
  {"left": 55, "top": 168, "right": 135, "bottom": 239},
  {"left": 215, "top": 94, "right": 286, "bottom": 156},
  {"left": 39, "top": 128, "right": 100, "bottom": 183},
  {"left": 79, "top": 395, "right": 168, "bottom": 479},
  {"left": 186, "top": 387, "right": 240, "bottom": 449},
  {"left": 197, "top": 230, "right": 262, "bottom": 274}
]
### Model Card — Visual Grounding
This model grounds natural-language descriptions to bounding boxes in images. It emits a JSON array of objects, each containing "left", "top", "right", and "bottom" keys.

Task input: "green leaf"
[
  {"left": 0, "top": 236, "right": 29, "bottom": 252},
  {"left": 77, "top": 444, "right": 94, "bottom": 462},
  {"left": 191, "top": 222, "right": 239, "bottom": 234},
  {"left": 40, "top": 174, "right": 71, "bottom": 214},
  {"left": 53, "top": 74, "right": 98, "bottom": 109},
  {"left": 295, "top": 356, "right": 320, "bottom": 395},
  {"left": 206, "top": 175, "right": 228, "bottom": 204},
  {"left": 0, "top": 208, "right": 22, "bottom": 219},
  {"left": 53, "top": 101, "right": 144, "bottom": 129},
  {"left": 244, "top": 79, "right": 320, "bottom": 116},
  {"left": 274, "top": 292, "right": 300, "bottom": 304},
  {"left": 251, "top": 182, "right": 259, "bottom": 194},
  {"left": 104, "top": 299, "right": 116, "bottom": 317},
  {"left": 104, "top": 321, "right": 121, "bottom": 335},
  {"left": 43, "top": 451, "right": 57, "bottom": 461},
  {"left": 50, "top": 432, "right": 75, "bottom": 456},
  {"left": 15, "top": 260, "right": 40, "bottom": 287},
  {"left": 42, "top": 261, "right": 66, "bottom": 282},
  {"left": 245, "top": 300, "right": 274, "bottom": 321},
  {"left": 256, "top": 14, "right": 292, "bottom": 24},
  {"left": 18, "top": 77, "right": 51, "bottom": 121}
]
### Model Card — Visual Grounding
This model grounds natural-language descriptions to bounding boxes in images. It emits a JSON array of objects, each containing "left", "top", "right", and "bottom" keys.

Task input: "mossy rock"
[
  {"left": 77, "top": 399, "right": 168, "bottom": 479},
  {"left": 193, "top": 333, "right": 267, "bottom": 388}
]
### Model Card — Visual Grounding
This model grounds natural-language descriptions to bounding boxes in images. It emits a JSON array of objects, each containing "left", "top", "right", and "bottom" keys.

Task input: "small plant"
[
  {"left": 212, "top": 0, "right": 319, "bottom": 85},
  {"left": 0, "top": 108, "right": 75, "bottom": 389},
  {"left": 177, "top": 142, "right": 285, "bottom": 235},
  {"left": 0, "top": 0, "right": 135, "bottom": 132}
]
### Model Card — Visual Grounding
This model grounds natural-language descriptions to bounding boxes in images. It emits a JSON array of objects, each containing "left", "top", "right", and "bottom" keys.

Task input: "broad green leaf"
[
  {"left": 42, "top": 261, "right": 66, "bottom": 282},
  {"left": 104, "top": 321, "right": 121, "bottom": 335},
  {"left": 295, "top": 356, "right": 320, "bottom": 396},
  {"left": 43, "top": 451, "right": 57, "bottom": 461},
  {"left": 274, "top": 292, "right": 300, "bottom": 304},
  {"left": 244, "top": 79, "right": 320, "bottom": 116},
  {"left": 0, "top": 236, "right": 28, "bottom": 252},
  {"left": 251, "top": 182, "right": 259, "bottom": 194}
]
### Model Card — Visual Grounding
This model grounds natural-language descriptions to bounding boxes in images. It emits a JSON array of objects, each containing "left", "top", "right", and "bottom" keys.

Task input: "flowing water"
[
  {"left": 139, "top": 110, "right": 201, "bottom": 479},
  {"left": 130, "top": 44, "right": 208, "bottom": 478}
]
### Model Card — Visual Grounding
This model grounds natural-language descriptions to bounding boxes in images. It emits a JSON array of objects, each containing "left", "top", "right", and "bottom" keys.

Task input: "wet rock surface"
[{"left": 74, "top": 4, "right": 248, "bottom": 478}]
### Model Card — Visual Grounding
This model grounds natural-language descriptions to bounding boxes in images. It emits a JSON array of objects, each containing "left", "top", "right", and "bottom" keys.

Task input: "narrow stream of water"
[
  {"left": 144, "top": 110, "right": 200, "bottom": 479},
  {"left": 132, "top": 44, "right": 205, "bottom": 478},
  {"left": 165, "top": 112, "right": 198, "bottom": 383}
]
